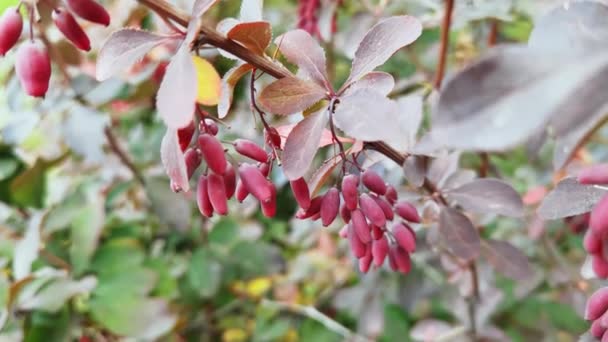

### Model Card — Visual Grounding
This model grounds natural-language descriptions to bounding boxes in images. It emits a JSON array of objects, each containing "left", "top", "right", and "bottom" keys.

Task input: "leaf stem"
[{"left": 434, "top": 0, "right": 454, "bottom": 88}]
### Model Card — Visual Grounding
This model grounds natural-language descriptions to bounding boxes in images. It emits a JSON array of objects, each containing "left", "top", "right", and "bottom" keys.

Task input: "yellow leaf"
[
  {"left": 192, "top": 56, "right": 221, "bottom": 106},
  {"left": 222, "top": 328, "right": 248, "bottom": 342},
  {"left": 245, "top": 277, "right": 272, "bottom": 298}
]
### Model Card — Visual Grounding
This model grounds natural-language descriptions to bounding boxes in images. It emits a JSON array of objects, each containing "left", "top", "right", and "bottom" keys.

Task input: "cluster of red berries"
[
  {"left": 291, "top": 169, "right": 420, "bottom": 274},
  {"left": 578, "top": 164, "right": 608, "bottom": 278},
  {"left": 0, "top": 0, "right": 109, "bottom": 97},
  {"left": 585, "top": 287, "right": 608, "bottom": 340},
  {"left": 297, "top": 0, "right": 321, "bottom": 37},
  {"left": 177, "top": 119, "right": 279, "bottom": 218}
]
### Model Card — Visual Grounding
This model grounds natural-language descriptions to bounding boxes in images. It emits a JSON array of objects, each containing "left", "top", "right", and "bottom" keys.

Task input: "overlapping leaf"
[
  {"left": 218, "top": 63, "right": 254, "bottom": 118},
  {"left": 160, "top": 129, "right": 189, "bottom": 192},
  {"left": 538, "top": 177, "right": 607, "bottom": 220},
  {"left": 275, "top": 30, "right": 329, "bottom": 87},
  {"left": 446, "top": 178, "right": 524, "bottom": 217},
  {"left": 439, "top": 206, "right": 480, "bottom": 261},
  {"left": 481, "top": 240, "right": 532, "bottom": 280},
  {"left": 192, "top": 56, "right": 221, "bottom": 105},
  {"left": 258, "top": 77, "right": 327, "bottom": 115},
  {"left": 227, "top": 21, "right": 272, "bottom": 55},
  {"left": 282, "top": 109, "right": 329, "bottom": 180}
]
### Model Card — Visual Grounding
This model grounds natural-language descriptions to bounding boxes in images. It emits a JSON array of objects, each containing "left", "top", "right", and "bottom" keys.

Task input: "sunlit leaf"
[
  {"left": 482, "top": 240, "right": 532, "bottom": 280},
  {"left": 342, "top": 71, "right": 395, "bottom": 97},
  {"left": 185, "top": 0, "right": 220, "bottom": 43},
  {"left": 439, "top": 206, "right": 480, "bottom": 261},
  {"left": 283, "top": 109, "right": 329, "bottom": 180},
  {"left": 538, "top": 177, "right": 607, "bottom": 220},
  {"left": 218, "top": 63, "right": 253, "bottom": 118},
  {"left": 258, "top": 77, "right": 327, "bottom": 115},
  {"left": 275, "top": 30, "right": 329, "bottom": 88},
  {"left": 192, "top": 55, "right": 221, "bottom": 106},
  {"left": 188, "top": 248, "right": 222, "bottom": 298},
  {"left": 160, "top": 129, "right": 189, "bottom": 192},
  {"left": 157, "top": 44, "right": 197, "bottom": 129},
  {"left": 446, "top": 178, "right": 524, "bottom": 217},
  {"left": 227, "top": 21, "right": 272, "bottom": 56}
]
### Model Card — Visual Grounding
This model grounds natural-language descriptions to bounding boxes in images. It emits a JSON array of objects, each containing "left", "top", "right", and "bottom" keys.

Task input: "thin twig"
[
  {"left": 434, "top": 0, "right": 454, "bottom": 88},
  {"left": 487, "top": 19, "right": 498, "bottom": 47},
  {"left": 104, "top": 126, "right": 146, "bottom": 186}
]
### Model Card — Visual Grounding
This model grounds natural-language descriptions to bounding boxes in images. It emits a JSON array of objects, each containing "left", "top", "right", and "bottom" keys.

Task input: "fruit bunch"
[
  {"left": 292, "top": 169, "right": 420, "bottom": 274},
  {"left": 297, "top": 0, "right": 321, "bottom": 38},
  {"left": 578, "top": 164, "right": 608, "bottom": 278},
  {"left": 585, "top": 287, "right": 608, "bottom": 340},
  {"left": 0, "top": 0, "right": 109, "bottom": 97}
]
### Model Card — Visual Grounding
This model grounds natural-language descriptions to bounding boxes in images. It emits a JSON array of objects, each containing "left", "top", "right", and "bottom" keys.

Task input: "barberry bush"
[{"left": 0, "top": 0, "right": 607, "bottom": 340}]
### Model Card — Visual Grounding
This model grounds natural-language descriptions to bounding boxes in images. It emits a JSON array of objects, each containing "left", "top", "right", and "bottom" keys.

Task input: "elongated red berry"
[
  {"left": 359, "top": 194, "right": 386, "bottom": 227},
  {"left": 372, "top": 195, "right": 394, "bottom": 221},
  {"left": 591, "top": 319, "right": 606, "bottom": 338},
  {"left": 393, "top": 222, "right": 416, "bottom": 253},
  {"left": 200, "top": 119, "right": 219, "bottom": 135},
  {"left": 362, "top": 170, "right": 387, "bottom": 195},
  {"left": 53, "top": 9, "right": 91, "bottom": 51},
  {"left": 196, "top": 175, "right": 213, "bottom": 217},
  {"left": 207, "top": 173, "right": 228, "bottom": 215},
  {"left": 184, "top": 148, "right": 202, "bottom": 179},
  {"left": 351, "top": 209, "right": 371, "bottom": 243},
  {"left": 341, "top": 174, "right": 359, "bottom": 210},
  {"left": 372, "top": 236, "right": 389, "bottom": 266},
  {"left": 198, "top": 133, "right": 227, "bottom": 175},
  {"left": 591, "top": 194, "right": 608, "bottom": 236},
  {"left": 585, "top": 230, "right": 602, "bottom": 254},
  {"left": 339, "top": 224, "right": 348, "bottom": 238},
  {"left": 594, "top": 255, "right": 608, "bottom": 279},
  {"left": 586, "top": 287, "right": 608, "bottom": 320},
  {"left": 290, "top": 177, "right": 311, "bottom": 210},
  {"left": 394, "top": 201, "right": 421, "bottom": 223},
  {"left": 234, "top": 139, "right": 268, "bottom": 163},
  {"left": 348, "top": 223, "right": 366, "bottom": 258},
  {"left": 359, "top": 247, "right": 372, "bottom": 273},
  {"left": 261, "top": 185, "right": 277, "bottom": 217},
  {"left": 603, "top": 330, "right": 608, "bottom": 342},
  {"left": 385, "top": 185, "right": 398, "bottom": 205},
  {"left": 66, "top": 0, "right": 110, "bottom": 26},
  {"left": 340, "top": 204, "right": 351, "bottom": 223},
  {"left": 387, "top": 248, "right": 398, "bottom": 271},
  {"left": 223, "top": 163, "right": 236, "bottom": 199},
  {"left": 390, "top": 245, "right": 411, "bottom": 274},
  {"left": 579, "top": 164, "right": 608, "bottom": 185},
  {"left": 236, "top": 180, "right": 249, "bottom": 202},
  {"left": 321, "top": 187, "right": 340, "bottom": 227},
  {"left": 0, "top": 7, "right": 22, "bottom": 56},
  {"left": 15, "top": 41, "right": 51, "bottom": 97},
  {"left": 177, "top": 121, "right": 196, "bottom": 151},
  {"left": 295, "top": 196, "right": 322, "bottom": 219},
  {"left": 265, "top": 127, "right": 281, "bottom": 149},
  {"left": 238, "top": 163, "right": 273, "bottom": 203},
  {"left": 371, "top": 225, "right": 384, "bottom": 240}
]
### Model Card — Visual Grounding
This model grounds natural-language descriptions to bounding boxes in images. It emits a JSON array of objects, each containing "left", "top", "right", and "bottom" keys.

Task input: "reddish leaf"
[
  {"left": 308, "top": 155, "right": 341, "bottom": 196},
  {"left": 282, "top": 110, "right": 329, "bottom": 180},
  {"left": 258, "top": 77, "right": 327, "bottom": 115},
  {"left": 275, "top": 124, "right": 352, "bottom": 149},
  {"left": 227, "top": 21, "right": 272, "bottom": 55},
  {"left": 218, "top": 63, "right": 253, "bottom": 118},
  {"left": 538, "top": 177, "right": 608, "bottom": 220},
  {"left": 160, "top": 129, "right": 189, "bottom": 192},
  {"left": 343, "top": 16, "right": 422, "bottom": 87},
  {"left": 275, "top": 30, "right": 329, "bottom": 88},
  {"left": 446, "top": 178, "right": 524, "bottom": 217},
  {"left": 157, "top": 44, "right": 197, "bottom": 129},
  {"left": 96, "top": 29, "right": 169, "bottom": 81},
  {"left": 439, "top": 206, "right": 480, "bottom": 261},
  {"left": 481, "top": 240, "right": 532, "bottom": 280}
]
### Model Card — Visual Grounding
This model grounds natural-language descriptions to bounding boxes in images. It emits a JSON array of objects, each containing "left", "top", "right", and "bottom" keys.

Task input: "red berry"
[
  {"left": 234, "top": 139, "right": 268, "bottom": 163},
  {"left": 341, "top": 174, "right": 359, "bottom": 210},
  {"left": 0, "top": 7, "right": 22, "bottom": 56},
  {"left": 385, "top": 185, "right": 398, "bottom": 205},
  {"left": 265, "top": 127, "right": 282, "bottom": 149},
  {"left": 177, "top": 121, "right": 196, "bottom": 152},
  {"left": 347, "top": 223, "right": 367, "bottom": 258},
  {"left": 389, "top": 245, "right": 411, "bottom": 274},
  {"left": 198, "top": 133, "right": 227, "bottom": 175},
  {"left": 359, "top": 247, "right": 372, "bottom": 273},
  {"left": 259, "top": 162, "right": 271, "bottom": 177},
  {"left": 238, "top": 163, "right": 273, "bottom": 203},
  {"left": 393, "top": 222, "right": 416, "bottom": 253},
  {"left": 372, "top": 236, "right": 388, "bottom": 266},
  {"left": 591, "top": 319, "right": 606, "bottom": 338},
  {"left": 585, "top": 230, "right": 602, "bottom": 254},
  {"left": 261, "top": 185, "right": 277, "bottom": 217},
  {"left": 223, "top": 163, "right": 236, "bottom": 199},
  {"left": 594, "top": 255, "right": 608, "bottom": 279},
  {"left": 362, "top": 170, "right": 387, "bottom": 195},
  {"left": 371, "top": 225, "right": 384, "bottom": 240},
  {"left": 340, "top": 204, "right": 351, "bottom": 223},
  {"left": 15, "top": 41, "right": 51, "bottom": 97},
  {"left": 290, "top": 177, "right": 311, "bottom": 210},
  {"left": 66, "top": 0, "right": 110, "bottom": 26},
  {"left": 586, "top": 287, "right": 608, "bottom": 320},
  {"left": 295, "top": 196, "right": 322, "bottom": 219},
  {"left": 200, "top": 119, "right": 219, "bottom": 136},
  {"left": 196, "top": 175, "right": 213, "bottom": 217},
  {"left": 579, "top": 164, "right": 608, "bottom": 185},
  {"left": 207, "top": 173, "right": 228, "bottom": 215},
  {"left": 53, "top": 9, "right": 91, "bottom": 51},
  {"left": 359, "top": 194, "right": 386, "bottom": 227},
  {"left": 235, "top": 180, "right": 249, "bottom": 202},
  {"left": 320, "top": 187, "right": 340, "bottom": 227},
  {"left": 394, "top": 201, "right": 421, "bottom": 223},
  {"left": 184, "top": 148, "right": 201, "bottom": 179},
  {"left": 351, "top": 209, "right": 371, "bottom": 243},
  {"left": 372, "top": 195, "right": 394, "bottom": 221},
  {"left": 591, "top": 194, "right": 608, "bottom": 237}
]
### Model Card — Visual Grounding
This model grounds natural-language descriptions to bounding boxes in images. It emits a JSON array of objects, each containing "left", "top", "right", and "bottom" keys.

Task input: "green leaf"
[
  {"left": 188, "top": 247, "right": 222, "bottom": 298},
  {"left": 298, "top": 319, "right": 341, "bottom": 342},
  {"left": 70, "top": 202, "right": 105, "bottom": 275},
  {"left": 9, "top": 159, "right": 47, "bottom": 208},
  {"left": 90, "top": 238, "right": 145, "bottom": 276},
  {"left": 0, "top": 158, "right": 18, "bottom": 181},
  {"left": 208, "top": 218, "right": 238, "bottom": 246},
  {"left": 379, "top": 304, "right": 410, "bottom": 342},
  {"left": 24, "top": 308, "right": 70, "bottom": 342}
]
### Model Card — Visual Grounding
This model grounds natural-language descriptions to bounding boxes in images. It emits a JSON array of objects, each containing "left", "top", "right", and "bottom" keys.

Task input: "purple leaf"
[
  {"left": 185, "top": 0, "right": 220, "bottom": 43},
  {"left": 538, "top": 177, "right": 608, "bottom": 220},
  {"left": 439, "top": 206, "right": 480, "bottom": 261},
  {"left": 427, "top": 151, "right": 460, "bottom": 189},
  {"left": 160, "top": 129, "right": 189, "bottom": 193},
  {"left": 482, "top": 240, "right": 533, "bottom": 280},
  {"left": 343, "top": 16, "right": 422, "bottom": 87},
  {"left": 446, "top": 178, "right": 524, "bottom": 217},
  {"left": 431, "top": 45, "right": 608, "bottom": 151},
  {"left": 156, "top": 44, "right": 197, "bottom": 129},
  {"left": 218, "top": 63, "right": 253, "bottom": 118},
  {"left": 258, "top": 77, "right": 327, "bottom": 115},
  {"left": 403, "top": 156, "right": 426, "bottom": 188},
  {"left": 96, "top": 29, "right": 169, "bottom": 81},
  {"left": 282, "top": 109, "right": 329, "bottom": 180},
  {"left": 342, "top": 71, "right": 395, "bottom": 97},
  {"left": 275, "top": 30, "right": 329, "bottom": 88}
]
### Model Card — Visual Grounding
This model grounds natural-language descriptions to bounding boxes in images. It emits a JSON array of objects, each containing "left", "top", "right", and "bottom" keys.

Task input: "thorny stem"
[{"left": 434, "top": 0, "right": 454, "bottom": 89}]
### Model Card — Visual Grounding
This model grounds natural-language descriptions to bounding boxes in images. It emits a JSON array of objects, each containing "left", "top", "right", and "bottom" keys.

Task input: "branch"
[
  {"left": 434, "top": 0, "right": 454, "bottom": 88},
  {"left": 104, "top": 126, "right": 146, "bottom": 186}
]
